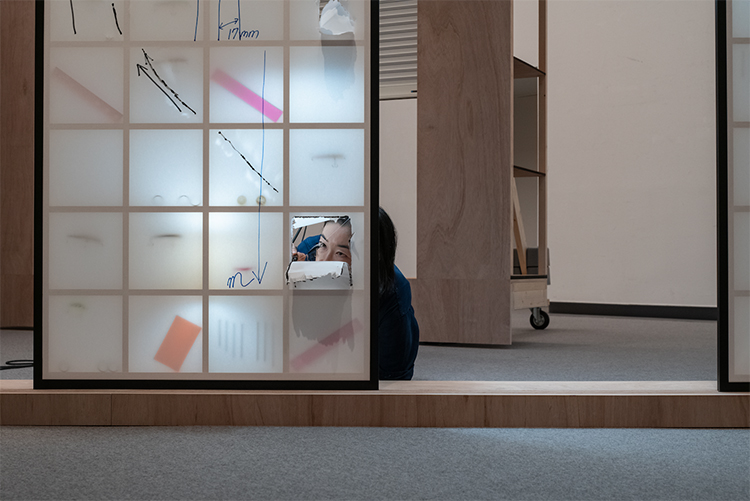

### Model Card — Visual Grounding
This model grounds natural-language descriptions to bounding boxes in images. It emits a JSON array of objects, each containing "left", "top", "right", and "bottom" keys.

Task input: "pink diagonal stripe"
[
  {"left": 290, "top": 318, "right": 364, "bottom": 372},
  {"left": 211, "top": 68, "right": 283, "bottom": 122},
  {"left": 52, "top": 67, "right": 123, "bottom": 123}
]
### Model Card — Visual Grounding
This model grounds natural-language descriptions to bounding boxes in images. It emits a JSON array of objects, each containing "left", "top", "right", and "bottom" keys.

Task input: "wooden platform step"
[{"left": 1, "top": 380, "right": 747, "bottom": 428}]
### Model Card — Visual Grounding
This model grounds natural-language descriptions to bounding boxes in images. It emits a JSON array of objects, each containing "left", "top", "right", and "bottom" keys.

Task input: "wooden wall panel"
[
  {"left": 0, "top": 0, "right": 35, "bottom": 328},
  {"left": 415, "top": 0, "right": 513, "bottom": 344}
]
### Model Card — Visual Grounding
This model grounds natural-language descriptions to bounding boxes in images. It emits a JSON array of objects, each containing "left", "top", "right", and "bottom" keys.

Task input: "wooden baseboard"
[{"left": 1, "top": 380, "right": 747, "bottom": 428}]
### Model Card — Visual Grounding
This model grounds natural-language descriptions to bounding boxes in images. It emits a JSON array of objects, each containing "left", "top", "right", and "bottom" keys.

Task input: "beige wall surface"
[
  {"left": 546, "top": 0, "right": 717, "bottom": 307},
  {"left": 379, "top": 99, "right": 417, "bottom": 279}
]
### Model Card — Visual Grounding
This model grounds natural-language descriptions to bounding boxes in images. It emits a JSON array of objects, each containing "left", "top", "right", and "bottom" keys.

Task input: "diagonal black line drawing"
[
  {"left": 112, "top": 3, "right": 122, "bottom": 35},
  {"left": 218, "top": 131, "right": 279, "bottom": 194},
  {"left": 136, "top": 49, "right": 196, "bottom": 115}
]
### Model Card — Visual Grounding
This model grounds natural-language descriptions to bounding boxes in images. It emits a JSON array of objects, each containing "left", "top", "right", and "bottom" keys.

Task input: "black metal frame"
[
  {"left": 716, "top": 0, "right": 749, "bottom": 392},
  {"left": 34, "top": 0, "right": 380, "bottom": 390}
]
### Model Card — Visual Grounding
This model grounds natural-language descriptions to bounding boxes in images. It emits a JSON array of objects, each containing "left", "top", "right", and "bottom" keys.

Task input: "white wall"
[
  {"left": 547, "top": 0, "right": 717, "bottom": 307},
  {"left": 379, "top": 0, "right": 718, "bottom": 306},
  {"left": 379, "top": 99, "right": 417, "bottom": 278}
]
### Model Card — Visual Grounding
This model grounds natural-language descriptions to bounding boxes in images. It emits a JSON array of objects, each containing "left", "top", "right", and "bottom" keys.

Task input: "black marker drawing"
[
  {"left": 136, "top": 49, "right": 196, "bottom": 115},
  {"left": 217, "top": 132, "right": 279, "bottom": 193},
  {"left": 69, "top": 0, "right": 77, "bottom": 34},
  {"left": 112, "top": 3, "right": 122, "bottom": 35}
]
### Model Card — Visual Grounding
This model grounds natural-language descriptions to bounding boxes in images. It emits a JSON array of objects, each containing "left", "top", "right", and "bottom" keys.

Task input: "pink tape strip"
[
  {"left": 211, "top": 68, "right": 283, "bottom": 122},
  {"left": 290, "top": 318, "right": 364, "bottom": 372},
  {"left": 52, "top": 67, "right": 123, "bottom": 123}
]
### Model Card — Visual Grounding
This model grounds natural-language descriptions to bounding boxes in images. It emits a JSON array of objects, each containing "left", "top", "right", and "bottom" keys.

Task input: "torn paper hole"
[
  {"left": 288, "top": 215, "right": 353, "bottom": 286},
  {"left": 319, "top": 0, "right": 355, "bottom": 36}
]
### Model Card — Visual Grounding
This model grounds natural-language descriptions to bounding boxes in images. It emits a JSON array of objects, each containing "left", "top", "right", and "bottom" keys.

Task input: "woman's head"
[
  {"left": 317, "top": 217, "right": 352, "bottom": 266},
  {"left": 379, "top": 207, "right": 397, "bottom": 294}
]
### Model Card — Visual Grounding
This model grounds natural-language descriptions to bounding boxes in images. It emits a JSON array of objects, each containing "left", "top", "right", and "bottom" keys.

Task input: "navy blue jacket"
[{"left": 378, "top": 266, "right": 419, "bottom": 380}]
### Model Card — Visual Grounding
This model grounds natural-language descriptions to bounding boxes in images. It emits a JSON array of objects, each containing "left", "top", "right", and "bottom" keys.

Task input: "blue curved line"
[{"left": 227, "top": 272, "right": 255, "bottom": 288}]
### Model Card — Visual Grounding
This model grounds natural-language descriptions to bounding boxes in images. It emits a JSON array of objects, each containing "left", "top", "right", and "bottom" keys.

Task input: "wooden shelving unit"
[{"left": 511, "top": 0, "right": 549, "bottom": 331}]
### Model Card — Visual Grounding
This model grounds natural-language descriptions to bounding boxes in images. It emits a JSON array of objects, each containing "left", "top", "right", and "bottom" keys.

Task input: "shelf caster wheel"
[{"left": 530, "top": 308, "right": 550, "bottom": 330}]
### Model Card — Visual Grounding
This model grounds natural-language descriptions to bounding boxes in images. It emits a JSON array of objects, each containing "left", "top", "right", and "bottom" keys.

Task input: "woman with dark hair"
[{"left": 378, "top": 207, "right": 419, "bottom": 380}]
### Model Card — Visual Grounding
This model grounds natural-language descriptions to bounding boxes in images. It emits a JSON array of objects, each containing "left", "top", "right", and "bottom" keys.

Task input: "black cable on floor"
[{"left": 0, "top": 360, "right": 34, "bottom": 370}]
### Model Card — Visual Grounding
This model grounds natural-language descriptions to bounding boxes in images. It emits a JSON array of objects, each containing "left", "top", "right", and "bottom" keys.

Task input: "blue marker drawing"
[
  {"left": 226, "top": 50, "right": 269, "bottom": 290},
  {"left": 194, "top": 0, "right": 199, "bottom": 41},
  {"left": 258, "top": 50, "right": 266, "bottom": 275},
  {"left": 227, "top": 262, "right": 268, "bottom": 288},
  {"left": 217, "top": 0, "right": 221, "bottom": 41}
]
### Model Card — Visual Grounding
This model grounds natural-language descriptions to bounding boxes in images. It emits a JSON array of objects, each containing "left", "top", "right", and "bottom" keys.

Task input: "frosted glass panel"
[
  {"left": 289, "top": 293, "right": 366, "bottom": 374},
  {"left": 290, "top": 46, "right": 364, "bottom": 123},
  {"left": 290, "top": 212, "right": 365, "bottom": 290},
  {"left": 41, "top": 0, "right": 373, "bottom": 386},
  {"left": 209, "top": 212, "right": 283, "bottom": 290},
  {"left": 733, "top": 44, "right": 750, "bottom": 123},
  {"left": 130, "top": 130, "right": 203, "bottom": 207},
  {"left": 209, "top": 129, "right": 283, "bottom": 207},
  {"left": 129, "top": 213, "right": 203, "bottom": 289},
  {"left": 207, "top": 0, "right": 284, "bottom": 41},
  {"left": 49, "top": 130, "right": 123, "bottom": 207},
  {"left": 289, "top": 129, "right": 364, "bottom": 206},
  {"left": 130, "top": 47, "right": 203, "bottom": 123},
  {"left": 130, "top": 0, "right": 204, "bottom": 41},
  {"left": 734, "top": 297, "right": 750, "bottom": 378},
  {"left": 735, "top": 128, "right": 750, "bottom": 207},
  {"left": 49, "top": 0, "right": 125, "bottom": 42},
  {"left": 733, "top": 0, "right": 750, "bottom": 38},
  {"left": 50, "top": 48, "right": 124, "bottom": 124},
  {"left": 208, "top": 296, "right": 283, "bottom": 372},
  {"left": 735, "top": 212, "right": 750, "bottom": 291},
  {"left": 129, "top": 296, "right": 203, "bottom": 373},
  {"left": 49, "top": 213, "right": 122, "bottom": 290},
  {"left": 290, "top": 0, "right": 365, "bottom": 40},
  {"left": 209, "top": 48, "right": 284, "bottom": 123},
  {"left": 48, "top": 296, "right": 122, "bottom": 374}
]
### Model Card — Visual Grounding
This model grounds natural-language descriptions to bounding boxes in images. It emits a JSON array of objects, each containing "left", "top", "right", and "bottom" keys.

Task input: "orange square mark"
[{"left": 154, "top": 316, "right": 202, "bottom": 372}]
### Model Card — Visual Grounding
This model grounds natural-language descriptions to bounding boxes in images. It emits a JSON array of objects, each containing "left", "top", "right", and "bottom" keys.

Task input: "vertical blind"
[{"left": 378, "top": 0, "right": 417, "bottom": 99}]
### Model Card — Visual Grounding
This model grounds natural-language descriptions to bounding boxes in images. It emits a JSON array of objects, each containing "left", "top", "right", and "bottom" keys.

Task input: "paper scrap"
[
  {"left": 319, "top": 0, "right": 355, "bottom": 36},
  {"left": 292, "top": 216, "right": 336, "bottom": 230},
  {"left": 154, "top": 315, "right": 202, "bottom": 372},
  {"left": 287, "top": 261, "right": 348, "bottom": 283}
]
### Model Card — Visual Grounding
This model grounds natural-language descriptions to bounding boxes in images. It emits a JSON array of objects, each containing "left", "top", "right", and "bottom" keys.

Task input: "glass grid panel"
[
  {"left": 727, "top": 0, "right": 750, "bottom": 385},
  {"left": 42, "top": 0, "right": 371, "bottom": 385}
]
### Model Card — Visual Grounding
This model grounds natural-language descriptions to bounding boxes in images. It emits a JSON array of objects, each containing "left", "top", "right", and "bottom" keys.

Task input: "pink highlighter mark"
[
  {"left": 211, "top": 69, "right": 283, "bottom": 122},
  {"left": 290, "top": 319, "right": 364, "bottom": 372},
  {"left": 52, "top": 67, "right": 123, "bottom": 123}
]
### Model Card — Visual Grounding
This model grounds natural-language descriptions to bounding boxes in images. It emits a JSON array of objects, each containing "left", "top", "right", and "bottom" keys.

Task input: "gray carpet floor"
[
  {"left": 0, "top": 426, "right": 748, "bottom": 500},
  {"left": 1, "top": 311, "right": 717, "bottom": 380}
]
